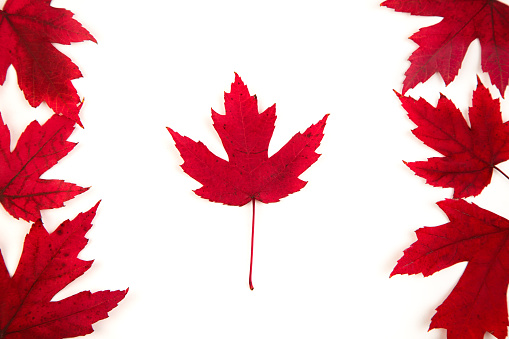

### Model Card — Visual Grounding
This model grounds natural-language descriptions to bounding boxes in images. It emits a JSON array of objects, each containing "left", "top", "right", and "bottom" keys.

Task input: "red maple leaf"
[
  {"left": 381, "top": 0, "right": 509, "bottom": 97},
  {"left": 392, "top": 199, "right": 509, "bottom": 339},
  {"left": 0, "top": 113, "right": 88, "bottom": 222},
  {"left": 0, "top": 0, "right": 96, "bottom": 125},
  {"left": 397, "top": 78, "right": 509, "bottom": 198},
  {"left": 167, "top": 73, "right": 328, "bottom": 289},
  {"left": 0, "top": 202, "right": 126, "bottom": 338}
]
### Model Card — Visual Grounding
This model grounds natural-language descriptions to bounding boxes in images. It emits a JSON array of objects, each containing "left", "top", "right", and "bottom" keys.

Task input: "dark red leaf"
[
  {"left": 0, "top": 0, "right": 96, "bottom": 125},
  {"left": 167, "top": 73, "right": 328, "bottom": 206},
  {"left": 382, "top": 0, "right": 509, "bottom": 97},
  {"left": 398, "top": 78, "right": 509, "bottom": 198},
  {"left": 0, "top": 113, "right": 88, "bottom": 222},
  {"left": 0, "top": 202, "right": 127, "bottom": 338},
  {"left": 167, "top": 73, "right": 327, "bottom": 289},
  {"left": 392, "top": 199, "right": 509, "bottom": 339}
]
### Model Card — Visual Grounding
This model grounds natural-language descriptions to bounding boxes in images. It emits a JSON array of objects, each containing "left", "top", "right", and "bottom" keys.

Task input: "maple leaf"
[
  {"left": 0, "top": 0, "right": 96, "bottom": 125},
  {"left": 167, "top": 73, "right": 328, "bottom": 289},
  {"left": 391, "top": 199, "right": 509, "bottom": 339},
  {"left": 0, "top": 112, "right": 88, "bottom": 222},
  {"left": 381, "top": 0, "right": 509, "bottom": 97},
  {"left": 0, "top": 202, "right": 127, "bottom": 338},
  {"left": 397, "top": 78, "right": 509, "bottom": 198}
]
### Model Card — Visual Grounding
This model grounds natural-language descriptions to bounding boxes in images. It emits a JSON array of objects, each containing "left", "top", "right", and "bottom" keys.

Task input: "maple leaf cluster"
[
  {"left": 168, "top": 73, "right": 328, "bottom": 289},
  {"left": 383, "top": 1, "right": 509, "bottom": 338},
  {"left": 0, "top": 0, "right": 126, "bottom": 337}
]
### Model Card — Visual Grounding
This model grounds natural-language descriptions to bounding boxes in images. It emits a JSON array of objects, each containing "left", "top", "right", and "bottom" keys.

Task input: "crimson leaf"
[
  {"left": 0, "top": 202, "right": 127, "bottom": 338},
  {"left": 0, "top": 113, "right": 87, "bottom": 222},
  {"left": 0, "top": 0, "right": 96, "bottom": 125}
]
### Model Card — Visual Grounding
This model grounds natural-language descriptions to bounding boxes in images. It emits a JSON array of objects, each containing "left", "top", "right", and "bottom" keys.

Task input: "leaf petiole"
[
  {"left": 494, "top": 165, "right": 509, "bottom": 181},
  {"left": 249, "top": 198, "right": 255, "bottom": 290}
]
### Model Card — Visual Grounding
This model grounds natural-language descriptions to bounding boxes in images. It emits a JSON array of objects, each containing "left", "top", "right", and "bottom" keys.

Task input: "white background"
[{"left": 1, "top": 0, "right": 509, "bottom": 338}]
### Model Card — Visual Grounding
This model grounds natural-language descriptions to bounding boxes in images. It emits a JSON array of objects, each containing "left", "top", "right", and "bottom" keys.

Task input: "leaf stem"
[
  {"left": 495, "top": 165, "right": 509, "bottom": 181},
  {"left": 249, "top": 198, "right": 255, "bottom": 290}
]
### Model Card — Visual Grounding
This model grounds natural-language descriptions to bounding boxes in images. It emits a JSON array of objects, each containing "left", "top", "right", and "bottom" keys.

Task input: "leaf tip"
[
  {"left": 233, "top": 72, "right": 243, "bottom": 84},
  {"left": 91, "top": 200, "right": 101, "bottom": 212},
  {"left": 166, "top": 126, "right": 179, "bottom": 140},
  {"left": 319, "top": 113, "right": 330, "bottom": 126}
]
